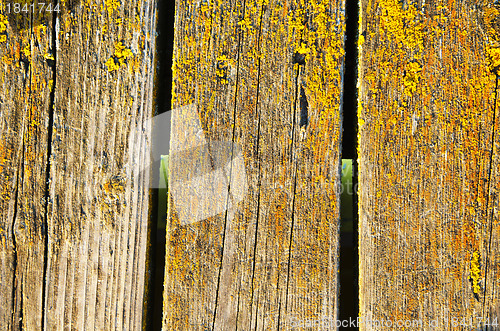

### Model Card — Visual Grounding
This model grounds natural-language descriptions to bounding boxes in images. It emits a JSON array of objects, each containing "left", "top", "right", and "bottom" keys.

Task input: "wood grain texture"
[
  {"left": 163, "top": 0, "right": 345, "bottom": 329},
  {"left": 359, "top": 0, "right": 500, "bottom": 329},
  {"left": 0, "top": 0, "right": 156, "bottom": 329},
  {"left": 0, "top": 3, "right": 54, "bottom": 329}
]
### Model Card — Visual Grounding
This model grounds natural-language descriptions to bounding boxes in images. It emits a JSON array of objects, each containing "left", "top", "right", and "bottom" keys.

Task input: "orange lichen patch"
[
  {"left": 1, "top": 53, "right": 12, "bottom": 65},
  {"left": 103, "top": 175, "right": 126, "bottom": 195},
  {"left": 0, "top": 143, "right": 14, "bottom": 202},
  {"left": 21, "top": 105, "right": 41, "bottom": 183},
  {"left": 101, "top": 175, "right": 126, "bottom": 210},
  {"left": 0, "top": 144, "right": 13, "bottom": 175}
]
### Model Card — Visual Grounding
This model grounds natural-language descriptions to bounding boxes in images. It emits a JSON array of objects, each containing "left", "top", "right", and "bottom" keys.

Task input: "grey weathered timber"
[{"left": 0, "top": 0, "right": 157, "bottom": 329}]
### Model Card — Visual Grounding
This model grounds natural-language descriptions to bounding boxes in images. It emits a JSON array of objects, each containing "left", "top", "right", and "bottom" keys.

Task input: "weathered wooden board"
[
  {"left": 0, "top": 3, "right": 53, "bottom": 329},
  {"left": 164, "top": 0, "right": 345, "bottom": 329},
  {"left": 359, "top": 0, "right": 500, "bottom": 328},
  {"left": 0, "top": 0, "right": 156, "bottom": 329}
]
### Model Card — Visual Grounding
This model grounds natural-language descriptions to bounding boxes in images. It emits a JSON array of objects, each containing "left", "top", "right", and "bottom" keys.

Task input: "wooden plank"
[
  {"left": 359, "top": 0, "right": 500, "bottom": 328},
  {"left": 0, "top": 3, "right": 54, "bottom": 329},
  {"left": 0, "top": 0, "right": 157, "bottom": 329},
  {"left": 163, "top": 0, "right": 345, "bottom": 329}
]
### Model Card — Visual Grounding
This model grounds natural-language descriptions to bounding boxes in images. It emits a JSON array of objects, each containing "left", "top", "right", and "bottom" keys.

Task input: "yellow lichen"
[
  {"left": 34, "top": 24, "right": 47, "bottom": 39},
  {"left": 296, "top": 42, "right": 310, "bottom": 55},
  {"left": 359, "top": 0, "right": 498, "bottom": 322},
  {"left": 200, "top": 0, "right": 211, "bottom": 13},
  {"left": 286, "top": 0, "right": 344, "bottom": 128},
  {"left": 469, "top": 251, "right": 482, "bottom": 296},
  {"left": 105, "top": 41, "right": 133, "bottom": 72},
  {"left": 403, "top": 61, "right": 422, "bottom": 95},
  {"left": 105, "top": 0, "right": 120, "bottom": 15},
  {"left": 104, "top": 175, "right": 125, "bottom": 194},
  {"left": 105, "top": 57, "right": 120, "bottom": 71},
  {"left": 22, "top": 44, "right": 30, "bottom": 60},
  {"left": 358, "top": 34, "right": 365, "bottom": 48},
  {"left": 237, "top": 16, "right": 252, "bottom": 32},
  {"left": 358, "top": 117, "right": 365, "bottom": 129},
  {"left": 1, "top": 55, "right": 11, "bottom": 65},
  {"left": 114, "top": 41, "right": 133, "bottom": 59},
  {"left": 215, "top": 54, "right": 231, "bottom": 84},
  {"left": 484, "top": 5, "right": 500, "bottom": 73},
  {"left": 0, "top": 14, "right": 8, "bottom": 43},
  {"left": 377, "top": 0, "right": 424, "bottom": 97}
]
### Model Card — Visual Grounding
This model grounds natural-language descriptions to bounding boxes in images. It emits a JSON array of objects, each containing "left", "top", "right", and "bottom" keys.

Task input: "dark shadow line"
[
  {"left": 339, "top": 0, "right": 359, "bottom": 328},
  {"left": 482, "top": 75, "right": 499, "bottom": 323}
]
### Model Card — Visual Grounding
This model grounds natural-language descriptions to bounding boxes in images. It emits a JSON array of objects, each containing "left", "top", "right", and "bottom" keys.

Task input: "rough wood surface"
[
  {"left": 0, "top": 0, "right": 156, "bottom": 329},
  {"left": 163, "top": 0, "right": 345, "bottom": 329},
  {"left": 359, "top": 0, "right": 500, "bottom": 329}
]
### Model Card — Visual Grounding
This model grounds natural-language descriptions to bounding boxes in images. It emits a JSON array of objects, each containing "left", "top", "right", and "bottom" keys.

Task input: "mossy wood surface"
[
  {"left": 0, "top": 1, "right": 156, "bottom": 329},
  {"left": 164, "top": 0, "right": 345, "bottom": 329},
  {"left": 359, "top": 0, "right": 500, "bottom": 329}
]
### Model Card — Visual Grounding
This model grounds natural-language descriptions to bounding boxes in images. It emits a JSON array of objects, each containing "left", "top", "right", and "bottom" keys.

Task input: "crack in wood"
[
  {"left": 211, "top": 0, "right": 247, "bottom": 328},
  {"left": 482, "top": 75, "right": 499, "bottom": 317},
  {"left": 237, "top": 3, "right": 266, "bottom": 330},
  {"left": 41, "top": 3, "right": 58, "bottom": 329},
  {"left": 280, "top": 58, "right": 303, "bottom": 331},
  {"left": 10, "top": 158, "right": 21, "bottom": 327}
]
